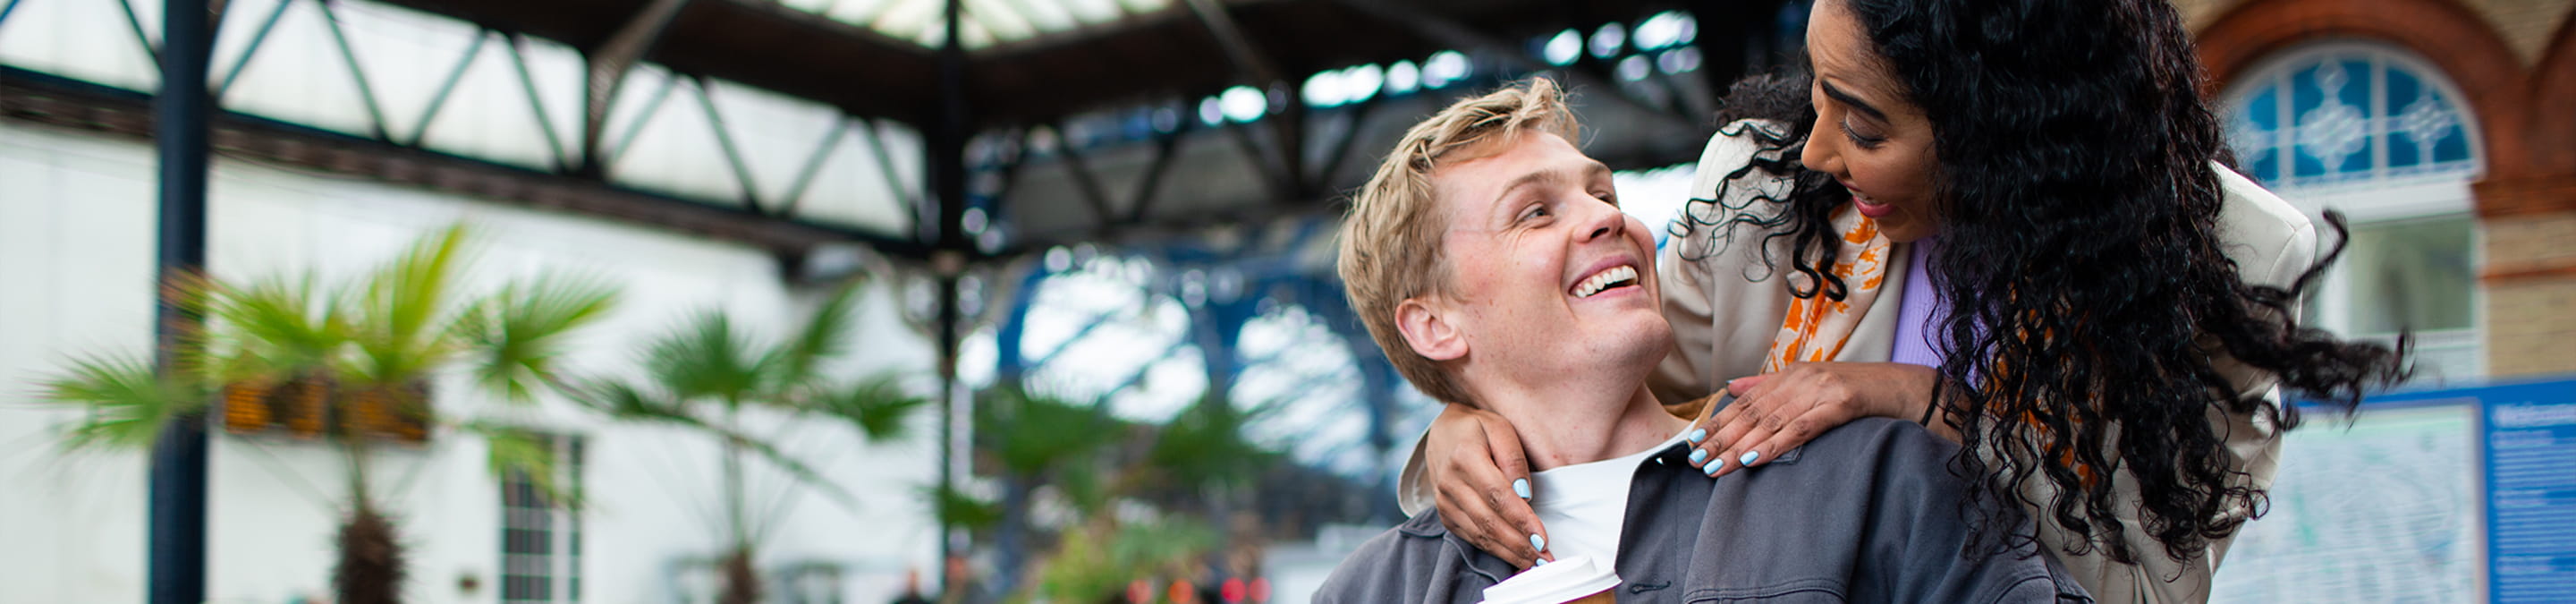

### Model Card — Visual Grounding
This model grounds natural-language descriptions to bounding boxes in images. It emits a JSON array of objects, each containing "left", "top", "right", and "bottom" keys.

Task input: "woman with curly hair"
[{"left": 1407, "top": 0, "right": 2411, "bottom": 601}]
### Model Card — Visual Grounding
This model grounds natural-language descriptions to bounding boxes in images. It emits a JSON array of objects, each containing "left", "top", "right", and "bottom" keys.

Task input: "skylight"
[{"left": 775, "top": 0, "right": 1181, "bottom": 50}]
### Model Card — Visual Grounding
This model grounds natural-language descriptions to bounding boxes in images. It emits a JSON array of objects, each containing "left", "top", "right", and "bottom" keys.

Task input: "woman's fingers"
[
  {"left": 1706, "top": 387, "right": 1774, "bottom": 472},
  {"left": 1724, "top": 374, "right": 1771, "bottom": 396},
  {"left": 1445, "top": 446, "right": 1550, "bottom": 568},
  {"left": 1473, "top": 413, "right": 1551, "bottom": 566},
  {"left": 1434, "top": 474, "right": 1536, "bottom": 568},
  {"left": 1427, "top": 406, "right": 1548, "bottom": 568}
]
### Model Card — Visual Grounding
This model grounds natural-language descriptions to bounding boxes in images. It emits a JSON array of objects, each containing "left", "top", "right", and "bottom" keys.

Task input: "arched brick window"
[{"left": 2221, "top": 40, "right": 2484, "bottom": 382}]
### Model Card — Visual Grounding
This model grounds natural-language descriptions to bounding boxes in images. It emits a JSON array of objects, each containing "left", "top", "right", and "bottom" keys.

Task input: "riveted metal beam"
[{"left": 578, "top": 0, "right": 691, "bottom": 177}]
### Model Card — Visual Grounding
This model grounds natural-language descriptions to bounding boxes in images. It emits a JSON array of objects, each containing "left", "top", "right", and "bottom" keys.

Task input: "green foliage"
[
  {"left": 459, "top": 272, "right": 619, "bottom": 405},
  {"left": 812, "top": 375, "right": 931, "bottom": 442},
  {"left": 643, "top": 310, "right": 763, "bottom": 406},
  {"left": 35, "top": 223, "right": 619, "bottom": 483},
  {"left": 567, "top": 277, "right": 927, "bottom": 602},
  {"left": 207, "top": 273, "right": 352, "bottom": 383},
  {"left": 467, "top": 421, "right": 577, "bottom": 509},
  {"left": 1148, "top": 394, "right": 1275, "bottom": 495},
  {"left": 33, "top": 223, "right": 623, "bottom": 604},
  {"left": 38, "top": 352, "right": 210, "bottom": 451},
  {"left": 347, "top": 224, "right": 476, "bottom": 388},
  {"left": 1030, "top": 517, "right": 1220, "bottom": 604},
  {"left": 974, "top": 384, "right": 1122, "bottom": 477},
  {"left": 929, "top": 484, "right": 1004, "bottom": 534}
]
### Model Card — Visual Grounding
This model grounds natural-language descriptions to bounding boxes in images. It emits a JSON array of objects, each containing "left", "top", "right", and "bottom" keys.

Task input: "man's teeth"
[{"left": 1574, "top": 265, "right": 1639, "bottom": 298}]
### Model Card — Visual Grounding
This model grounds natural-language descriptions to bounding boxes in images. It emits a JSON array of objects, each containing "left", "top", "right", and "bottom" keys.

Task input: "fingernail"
[
  {"left": 1535, "top": 557, "right": 1551, "bottom": 566},
  {"left": 1740, "top": 450, "right": 1761, "bottom": 466},
  {"left": 1687, "top": 429, "right": 1707, "bottom": 444},
  {"left": 1513, "top": 478, "right": 1531, "bottom": 499},
  {"left": 1704, "top": 460, "right": 1722, "bottom": 477},
  {"left": 1530, "top": 533, "right": 1546, "bottom": 552},
  {"left": 1690, "top": 449, "right": 1709, "bottom": 464}
]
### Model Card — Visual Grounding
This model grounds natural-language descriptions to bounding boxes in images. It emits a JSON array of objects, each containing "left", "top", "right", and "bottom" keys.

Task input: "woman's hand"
[
  {"left": 1683, "top": 362, "right": 1939, "bottom": 478},
  {"left": 1425, "top": 402, "right": 1552, "bottom": 568}
]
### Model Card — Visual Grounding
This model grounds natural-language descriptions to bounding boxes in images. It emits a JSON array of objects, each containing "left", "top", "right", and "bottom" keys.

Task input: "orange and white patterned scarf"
[{"left": 1762, "top": 202, "right": 1894, "bottom": 372}]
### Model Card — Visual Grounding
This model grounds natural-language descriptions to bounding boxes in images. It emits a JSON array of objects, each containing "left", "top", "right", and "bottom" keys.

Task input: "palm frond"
[
  {"left": 643, "top": 309, "right": 762, "bottom": 405},
  {"left": 350, "top": 225, "right": 476, "bottom": 387},
  {"left": 760, "top": 283, "right": 860, "bottom": 394},
  {"left": 464, "top": 421, "right": 581, "bottom": 510},
  {"left": 38, "top": 352, "right": 211, "bottom": 451},
  {"left": 701, "top": 420, "right": 860, "bottom": 512},
  {"left": 809, "top": 374, "right": 928, "bottom": 442},
  {"left": 977, "top": 386, "right": 1122, "bottom": 477},
  {"left": 1148, "top": 396, "right": 1274, "bottom": 493},
  {"left": 461, "top": 272, "right": 620, "bottom": 404},
  {"left": 208, "top": 272, "right": 352, "bottom": 382},
  {"left": 926, "top": 484, "right": 1004, "bottom": 533},
  {"left": 564, "top": 378, "right": 698, "bottom": 425}
]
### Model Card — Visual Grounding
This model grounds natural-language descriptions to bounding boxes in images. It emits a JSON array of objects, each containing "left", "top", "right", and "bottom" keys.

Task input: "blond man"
[{"left": 1315, "top": 79, "right": 2088, "bottom": 603}]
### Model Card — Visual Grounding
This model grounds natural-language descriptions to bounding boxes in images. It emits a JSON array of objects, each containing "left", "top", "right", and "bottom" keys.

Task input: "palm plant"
[
  {"left": 37, "top": 225, "right": 618, "bottom": 604},
  {"left": 965, "top": 385, "right": 1282, "bottom": 602},
  {"left": 572, "top": 283, "right": 928, "bottom": 604}
]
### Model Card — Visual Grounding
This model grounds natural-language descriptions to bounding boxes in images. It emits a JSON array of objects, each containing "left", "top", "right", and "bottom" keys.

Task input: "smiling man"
[{"left": 1316, "top": 79, "right": 2089, "bottom": 603}]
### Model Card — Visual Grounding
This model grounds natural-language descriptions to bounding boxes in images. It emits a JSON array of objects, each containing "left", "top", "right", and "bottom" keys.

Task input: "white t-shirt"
[{"left": 1528, "top": 430, "right": 1690, "bottom": 564}]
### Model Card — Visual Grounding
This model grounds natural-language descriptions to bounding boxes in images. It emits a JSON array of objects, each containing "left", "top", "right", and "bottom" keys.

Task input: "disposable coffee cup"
[{"left": 1479, "top": 556, "right": 1620, "bottom": 604}]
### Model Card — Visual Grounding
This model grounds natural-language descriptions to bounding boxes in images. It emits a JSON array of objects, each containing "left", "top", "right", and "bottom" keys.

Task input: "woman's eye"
[
  {"left": 1521, "top": 205, "right": 1549, "bottom": 221},
  {"left": 1594, "top": 191, "right": 1618, "bottom": 206},
  {"left": 1840, "top": 120, "right": 1886, "bottom": 149}
]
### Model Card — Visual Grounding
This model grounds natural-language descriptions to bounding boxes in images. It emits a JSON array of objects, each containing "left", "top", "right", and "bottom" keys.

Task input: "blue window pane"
[
  {"left": 2433, "top": 122, "right": 2473, "bottom": 163},
  {"left": 2335, "top": 60, "right": 2376, "bottom": 176},
  {"left": 2247, "top": 87, "right": 2279, "bottom": 131},
  {"left": 2387, "top": 66, "right": 2426, "bottom": 168},
  {"left": 2337, "top": 60, "right": 2374, "bottom": 113},
  {"left": 2389, "top": 127, "right": 2425, "bottom": 167},
  {"left": 2386, "top": 70, "right": 2423, "bottom": 118},
  {"left": 2290, "top": 65, "right": 2328, "bottom": 178}
]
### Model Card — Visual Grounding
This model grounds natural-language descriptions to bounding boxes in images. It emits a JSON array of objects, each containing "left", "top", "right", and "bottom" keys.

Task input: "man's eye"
[
  {"left": 1521, "top": 205, "right": 1549, "bottom": 221},
  {"left": 1595, "top": 191, "right": 1618, "bottom": 206}
]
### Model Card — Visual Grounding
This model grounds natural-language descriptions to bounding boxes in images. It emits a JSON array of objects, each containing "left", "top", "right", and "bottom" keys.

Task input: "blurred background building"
[{"left": 0, "top": 0, "right": 2569, "bottom": 602}]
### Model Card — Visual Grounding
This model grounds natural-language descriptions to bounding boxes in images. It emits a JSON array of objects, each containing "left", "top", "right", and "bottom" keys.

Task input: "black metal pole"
[
  {"left": 930, "top": 0, "right": 975, "bottom": 597},
  {"left": 148, "top": 0, "right": 214, "bottom": 602}
]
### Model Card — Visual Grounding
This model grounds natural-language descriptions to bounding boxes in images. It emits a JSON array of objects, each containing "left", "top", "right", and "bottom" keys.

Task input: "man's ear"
[{"left": 1394, "top": 297, "right": 1467, "bottom": 362}]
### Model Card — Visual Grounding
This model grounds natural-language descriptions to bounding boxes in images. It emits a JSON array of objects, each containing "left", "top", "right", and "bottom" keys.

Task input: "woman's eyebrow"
[{"left": 1818, "top": 79, "right": 1887, "bottom": 122}]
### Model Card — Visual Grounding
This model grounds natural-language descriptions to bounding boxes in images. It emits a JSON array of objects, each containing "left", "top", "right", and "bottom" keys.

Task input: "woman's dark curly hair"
[{"left": 1682, "top": 0, "right": 2412, "bottom": 566}]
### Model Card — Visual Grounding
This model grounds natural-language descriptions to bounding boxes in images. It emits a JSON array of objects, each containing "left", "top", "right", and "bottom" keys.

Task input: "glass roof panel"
[
  {"left": 1113, "top": 0, "right": 1174, "bottom": 16},
  {"left": 1004, "top": 0, "right": 1084, "bottom": 34},
  {"left": 965, "top": 0, "right": 1038, "bottom": 42},
  {"left": 824, "top": 0, "right": 898, "bottom": 25},
  {"left": 776, "top": 0, "right": 1178, "bottom": 49},
  {"left": 1060, "top": 0, "right": 1128, "bottom": 26}
]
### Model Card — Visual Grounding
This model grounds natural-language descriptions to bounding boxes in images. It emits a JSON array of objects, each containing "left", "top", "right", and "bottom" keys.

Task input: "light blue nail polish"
[
  {"left": 1704, "top": 460, "right": 1722, "bottom": 477},
  {"left": 1531, "top": 533, "right": 1546, "bottom": 552},
  {"left": 1687, "top": 429, "right": 1707, "bottom": 444},
  {"left": 1690, "top": 449, "right": 1709, "bottom": 464},
  {"left": 1513, "top": 478, "right": 1531, "bottom": 499},
  {"left": 1535, "top": 557, "right": 1551, "bottom": 566},
  {"left": 1741, "top": 450, "right": 1761, "bottom": 466}
]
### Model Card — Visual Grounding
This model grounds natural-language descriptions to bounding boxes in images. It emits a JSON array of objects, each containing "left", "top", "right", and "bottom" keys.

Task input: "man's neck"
[{"left": 1486, "top": 384, "right": 1688, "bottom": 472}]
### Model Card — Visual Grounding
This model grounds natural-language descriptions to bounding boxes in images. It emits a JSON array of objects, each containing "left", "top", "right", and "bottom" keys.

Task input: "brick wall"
[
  {"left": 2485, "top": 209, "right": 2576, "bottom": 376},
  {"left": 2487, "top": 275, "right": 2576, "bottom": 376},
  {"left": 2181, "top": 0, "right": 2572, "bottom": 65}
]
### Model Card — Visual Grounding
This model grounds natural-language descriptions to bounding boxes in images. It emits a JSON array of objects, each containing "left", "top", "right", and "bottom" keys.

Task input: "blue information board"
[{"left": 2480, "top": 379, "right": 2576, "bottom": 603}]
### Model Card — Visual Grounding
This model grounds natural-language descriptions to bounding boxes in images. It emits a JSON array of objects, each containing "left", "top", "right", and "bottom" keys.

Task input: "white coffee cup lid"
[{"left": 1479, "top": 556, "right": 1621, "bottom": 604}]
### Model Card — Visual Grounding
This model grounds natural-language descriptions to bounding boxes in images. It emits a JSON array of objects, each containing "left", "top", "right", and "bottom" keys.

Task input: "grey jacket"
[{"left": 1316, "top": 418, "right": 2091, "bottom": 603}]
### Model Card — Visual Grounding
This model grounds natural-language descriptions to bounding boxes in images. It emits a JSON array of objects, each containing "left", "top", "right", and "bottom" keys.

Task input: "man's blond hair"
[{"left": 1338, "top": 78, "right": 1579, "bottom": 405}]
